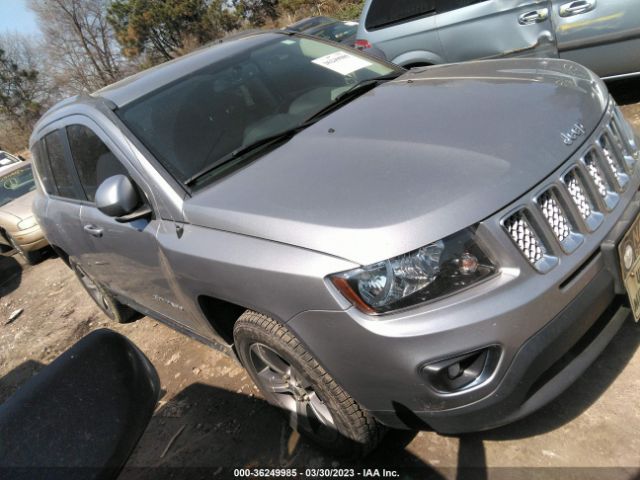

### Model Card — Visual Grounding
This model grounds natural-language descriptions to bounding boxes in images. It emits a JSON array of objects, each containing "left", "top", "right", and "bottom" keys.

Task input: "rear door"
[
  {"left": 435, "top": 0, "right": 557, "bottom": 63},
  {"left": 33, "top": 126, "right": 86, "bottom": 262},
  {"left": 551, "top": 0, "right": 640, "bottom": 78}
]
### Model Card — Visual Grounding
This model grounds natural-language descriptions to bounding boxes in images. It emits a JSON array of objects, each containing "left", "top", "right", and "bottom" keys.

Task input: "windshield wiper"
[
  {"left": 184, "top": 122, "right": 314, "bottom": 186},
  {"left": 184, "top": 71, "right": 404, "bottom": 187},
  {"left": 305, "top": 71, "right": 404, "bottom": 122}
]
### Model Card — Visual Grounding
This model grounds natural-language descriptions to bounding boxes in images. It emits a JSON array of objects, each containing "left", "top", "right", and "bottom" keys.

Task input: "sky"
[{"left": 0, "top": 0, "right": 40, "bottom": 36}]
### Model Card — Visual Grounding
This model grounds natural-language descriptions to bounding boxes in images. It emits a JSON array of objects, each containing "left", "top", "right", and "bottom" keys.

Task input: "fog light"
[
  {"left": 447, "top": 362, "right": 462, "bottom": 379},
  {"left": 421, "top": 346, "right": 500, "bottom": 393}
]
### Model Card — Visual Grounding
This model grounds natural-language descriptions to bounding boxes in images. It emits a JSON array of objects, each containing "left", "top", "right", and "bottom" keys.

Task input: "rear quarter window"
[
  {"left": 31, "top": 140, "right": 58, "bottom": 195},
  {"left": 365, "top": 0, "right": 436, "bottom": 30},
  {"left": 44, "top": 131, "right": 81, "bottom": 200}
]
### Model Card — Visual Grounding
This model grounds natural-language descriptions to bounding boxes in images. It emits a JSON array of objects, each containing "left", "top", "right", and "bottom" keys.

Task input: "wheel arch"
[{"left": 197, "top": 295, "right": 249, "bottom": 346}]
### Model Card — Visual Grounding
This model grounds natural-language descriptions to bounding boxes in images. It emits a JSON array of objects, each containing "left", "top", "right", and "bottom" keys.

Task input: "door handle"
[
  {"left": 83, "top": 224, "right": 104, "bottom": 238},
  {"left": 559, "top": 0, "right": 596, "bottom": 17},
  {"left": 518, "top": 8, "right": 549, "bottom": 25}
]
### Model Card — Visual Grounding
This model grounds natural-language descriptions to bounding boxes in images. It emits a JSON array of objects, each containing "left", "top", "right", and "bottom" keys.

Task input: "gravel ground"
[{"left": 1, "top": 81, "right": 639, "bottom": 479}]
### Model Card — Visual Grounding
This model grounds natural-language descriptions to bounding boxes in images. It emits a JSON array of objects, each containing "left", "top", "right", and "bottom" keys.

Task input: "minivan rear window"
[{"left": 365, "top": 0, "right": 436, "bottom": 30}]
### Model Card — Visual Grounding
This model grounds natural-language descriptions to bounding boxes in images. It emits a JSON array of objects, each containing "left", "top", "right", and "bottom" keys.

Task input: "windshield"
[
  {"left": 118, "top": 35, "right": 398, "bottom": 189},
  {"left": 0, "top": 165, "right": 36, "bottom": 207},
  {"left": 307, "top": 22, "right": 358, "bottom": 43},
  {"left": 0, "top": 152, "right": 20, "bottom": 167}
]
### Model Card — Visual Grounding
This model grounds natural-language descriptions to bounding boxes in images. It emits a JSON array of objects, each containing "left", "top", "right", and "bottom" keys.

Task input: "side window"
[
  {"left": 31, "top": 140, "right": 58, "bottom": 195},
  {"left": 66, "top": 125, "right": 129, "bottom": 202},
  {"left": 365, "top": 0, "right": 436, "bottom": 30},
  {"left": 44, "top": 131, "right": 79, "bottom": 199},
  {"left": 436, "top": 0, "right": 489, "bottom": 14}
]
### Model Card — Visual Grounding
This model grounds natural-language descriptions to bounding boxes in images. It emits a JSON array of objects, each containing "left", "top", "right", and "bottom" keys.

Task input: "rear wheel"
[
  {"left": 233, "top": 310, "right": 384, "bottom": 457},
  {"left": 72, "top": 262, "right": 138, "bottom": 323}
]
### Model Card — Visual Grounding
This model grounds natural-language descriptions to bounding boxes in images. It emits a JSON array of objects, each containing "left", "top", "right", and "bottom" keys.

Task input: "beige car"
[{"left": 0, "top": 161, "right": 48, "bottom": 263}]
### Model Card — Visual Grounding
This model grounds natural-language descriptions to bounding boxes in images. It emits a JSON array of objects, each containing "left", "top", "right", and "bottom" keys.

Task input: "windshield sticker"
[
  {"left": 281, "top": 39, "right": 296, "bottom": 45},
  {"left": 312, "top": 51, "right": 372, "bottom": 75}
]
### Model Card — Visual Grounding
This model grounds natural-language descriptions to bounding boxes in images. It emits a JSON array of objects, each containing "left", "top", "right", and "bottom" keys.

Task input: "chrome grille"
[
  {"left": 503, "top": 107, "right": 638, "bottom": 271},
  {"left": 584, "top": 151, "right": 607, "bottom": 198},
  {"left": 538, "top": 191, "right": 570, "bottom": 242},
  {"left": 564, "top": 170, "right": 592, "bottom": 220},
  {"left": 504, "top": 212, "right": 545, "bottom": 265},
  {"left": 599, "top": 134, "right": 620, "bottom": 178},
  {"left": 610, "top": 118, "right": 633, "bottom": 158}
]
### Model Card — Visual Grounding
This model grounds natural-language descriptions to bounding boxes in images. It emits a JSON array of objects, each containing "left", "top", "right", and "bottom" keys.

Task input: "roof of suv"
[
  {"left": 37, "top": 31, "right": 287, "bottom": 123},
  {"left": 95, "top": 32, "right": 285, "bottom": 108}
]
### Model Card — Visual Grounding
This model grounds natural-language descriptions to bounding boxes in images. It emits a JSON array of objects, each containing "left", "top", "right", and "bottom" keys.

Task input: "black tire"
[
  {"left": 7, "top": 233, "right": 39, "bottom": 265},
  {"left": 72, "top": 262, "right": 138, "bottom": 323},
  {"left": 234, "top": 310, "right": 384, "bottom": 457}
]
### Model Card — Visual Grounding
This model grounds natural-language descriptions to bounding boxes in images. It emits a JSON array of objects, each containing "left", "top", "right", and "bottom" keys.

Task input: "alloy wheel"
[{"left": 248, "top": 342, "right": 336, "bottom": 438}]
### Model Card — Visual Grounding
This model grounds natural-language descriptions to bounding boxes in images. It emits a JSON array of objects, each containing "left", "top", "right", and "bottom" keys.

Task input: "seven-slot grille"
[
  {"left": 503, "top": 111, "right": 637, "bottom": 271},
  {"left": 538, "top": 191, "right": 570, "bottom": 242},
  {"left": 504, "top": 212, "right": 545, "bottom": 265}
]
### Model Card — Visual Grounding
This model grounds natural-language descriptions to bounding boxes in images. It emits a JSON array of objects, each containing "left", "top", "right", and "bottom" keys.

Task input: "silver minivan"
[{"left": 356, "top": 0, "right": 640, "bottom": 79}]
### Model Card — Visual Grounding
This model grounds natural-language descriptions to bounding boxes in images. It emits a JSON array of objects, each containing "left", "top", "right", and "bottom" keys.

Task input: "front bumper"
[
  {"left": 287, "top": 136, "right": 640, "bottom": 434},
  {"left": 6, "top": 224, "right": 47, "bottom": 252}
]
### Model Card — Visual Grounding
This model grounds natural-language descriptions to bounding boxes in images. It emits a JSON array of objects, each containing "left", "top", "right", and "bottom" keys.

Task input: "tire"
[
  {"left": 7, "top": 233, "right": 39, "bottom": 265},
  {"left": 72, "top": 262, "right": 138, "bottom": 324},
  {"left": 234, "top": 310, "right": 385, "bottom": 457}
]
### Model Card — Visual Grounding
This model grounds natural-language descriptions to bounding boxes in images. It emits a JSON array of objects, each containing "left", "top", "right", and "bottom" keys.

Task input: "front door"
[
  {"left": 436, "top": 0, "right": 558, "bottom": 62},
  {"left": 62, "top": 118, "right": 190, "bottom": 325},
  {"left": 551, "top": 0, "right": 640, "bottom": 78}
]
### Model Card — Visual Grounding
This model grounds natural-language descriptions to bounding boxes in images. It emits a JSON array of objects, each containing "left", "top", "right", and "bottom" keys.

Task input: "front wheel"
[{"left": 233, "top": 310, "right": 384, "bottom": 457}]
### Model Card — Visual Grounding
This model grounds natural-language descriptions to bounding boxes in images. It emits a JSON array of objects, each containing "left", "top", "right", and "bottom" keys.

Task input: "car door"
[
  {"left": 32, "top": 126, "right": 86, "bottom": 262},
  {"left": 360, "top": 0, "right": 447, "bottom": 66},
  {"left": 551, "top": 0, "right": 640, "bottom": 78},
  {"left": 435, "top": 0, "right": 558, "bottom": 63},
  {"left": 63, "top": 117, "right": 191, "bottom": 325}
]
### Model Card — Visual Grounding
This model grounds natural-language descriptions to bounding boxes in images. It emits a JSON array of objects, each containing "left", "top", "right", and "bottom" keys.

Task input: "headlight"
[
  {"left": 329, "top": 227, "right": 497, "bottom": 314},
  {"left": 17, "top": 216, "right": 37, "bottom": 230}
]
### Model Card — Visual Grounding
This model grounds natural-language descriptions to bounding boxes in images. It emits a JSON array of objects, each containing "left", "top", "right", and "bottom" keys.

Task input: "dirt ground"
[{"left": 1, "top": 81, "right": 640, "bottom": 479}]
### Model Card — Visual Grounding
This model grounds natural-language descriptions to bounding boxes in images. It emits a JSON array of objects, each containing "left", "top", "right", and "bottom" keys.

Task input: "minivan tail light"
[{"left": 355, "top": 39, "right": 372, "bottom": 50}]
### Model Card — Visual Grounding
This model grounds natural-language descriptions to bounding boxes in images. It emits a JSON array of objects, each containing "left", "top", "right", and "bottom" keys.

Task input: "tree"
[
  {"left": 29, "top": 0, "right": 124, "bottom": 93},
  {"left": 276, "top": 0, "right": 364, "bottom": 22},
  {"left": 108, "top": 0, "right": 214, "bottom": 62},
  {"left": 232, "top": 0, "right": 278, "bottom": 27},
  {"left": 0, "top": 34, "right": 53, "bottom": 150}
]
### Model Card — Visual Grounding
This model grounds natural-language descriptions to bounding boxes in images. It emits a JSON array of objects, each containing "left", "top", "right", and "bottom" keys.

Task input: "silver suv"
[
  {"left": 30, "top": 31, "right": 640, "bottom": 455},
  {"left": 355, "top": 0, "right": 640, "bottom": 79}
]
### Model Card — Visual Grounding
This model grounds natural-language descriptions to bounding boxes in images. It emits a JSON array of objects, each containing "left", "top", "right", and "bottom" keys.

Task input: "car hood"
[
  {"left": 0, "top": 190, "right": 36, "bottom": 223},
  {"left": 184, "top": 58, "right": 608, "bottom": 265}
]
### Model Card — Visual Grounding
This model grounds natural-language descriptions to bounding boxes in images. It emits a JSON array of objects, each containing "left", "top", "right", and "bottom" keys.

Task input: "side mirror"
[
  {"left": 95, "top": 175, "right": 139, "bottom": 217},
  {"left": 95, "top": 175, "right": 152, "bottom": 222}
]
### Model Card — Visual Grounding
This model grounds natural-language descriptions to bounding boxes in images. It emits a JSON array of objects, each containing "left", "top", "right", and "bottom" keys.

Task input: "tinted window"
[
  {"left": 365, "top": 0, "right": 436, "bottom": 30},
  {"left": 0, "top": 152, "right": 20, "bottom": 167},
  {"left": 118, "top": 36, "right": 396, "bottom": 189},
  {"left": 0, "top": 165, "right": 36, "bottom": 207},
  {"left": 67, "top": 125, "right": 128, "bottom": 202},
  {"left": 44, "top": 131, "right": 79, "bottom": 199},
  {"left": 308, "top": 22, "right": 358, "bottom": 43},
  {"left": 31, "top": 141, "right": 57, "bottom": 195},
  {"left": 436, "top": 0, "right": 489, "bottom": 14}
]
